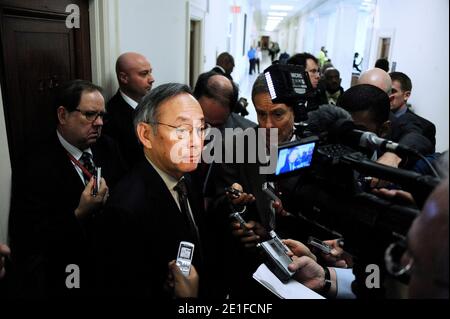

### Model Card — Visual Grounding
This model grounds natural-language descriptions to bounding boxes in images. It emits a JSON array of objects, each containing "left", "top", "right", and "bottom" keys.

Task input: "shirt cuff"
[{"left": 334, "top": 268, "right": 357, "bottom": 299}]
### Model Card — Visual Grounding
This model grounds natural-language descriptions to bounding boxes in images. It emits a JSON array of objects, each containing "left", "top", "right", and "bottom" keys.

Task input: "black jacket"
[
  {"left": 8, "top": 134, "right": 126, "bottom": 298},
  {"left": 390, "top": 109, "right": 436, "bottom": 155},
  {"left": 94, "top": 160, "right": 215, "bottom": 298},
  {"left": 103, "top": 91, "right": 143, "bottom": 170}
]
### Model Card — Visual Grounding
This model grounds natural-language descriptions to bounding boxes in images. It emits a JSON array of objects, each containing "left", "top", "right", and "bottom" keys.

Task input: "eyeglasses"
[
  {"left": 307, "top": 68, "right": 320, "bottom": 76},
  {"left": 74, "top": 109, "right": 108, "bottom": 122},
  {"left": 384, "top": 240, "right": 414, "bottom": 278},
  {"left": 150, "top": 122, "right": 211, "bottom": 139}
]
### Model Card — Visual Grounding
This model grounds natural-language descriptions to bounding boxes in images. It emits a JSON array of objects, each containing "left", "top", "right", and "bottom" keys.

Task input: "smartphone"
[
  {"left": 91, "top": 167, "right": 101, "bottom": 196},
  {"left": 225, "top": 187, "right": 243, "bottom": 198},
  {"left": 176, "top": 241, "right": 195, "bottom": 277},
  {"left": 262, "top": 182, "right": 281, "bottom": 203},
  {"left": 307, "top": 236, "right": 332, "bottom": 255}
]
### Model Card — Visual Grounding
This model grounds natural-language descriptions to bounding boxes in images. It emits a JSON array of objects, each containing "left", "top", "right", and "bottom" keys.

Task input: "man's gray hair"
[{"left": 133, "top": 83, "right": 192, "bottom": 134}]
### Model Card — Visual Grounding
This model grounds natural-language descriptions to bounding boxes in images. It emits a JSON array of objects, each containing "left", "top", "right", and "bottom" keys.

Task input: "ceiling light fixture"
[
  {"left": 268, "top": 11, "right": 288, "bottom": 17},
  {"left": 269, "top": 5, "right": 294, "bottom": 11}
]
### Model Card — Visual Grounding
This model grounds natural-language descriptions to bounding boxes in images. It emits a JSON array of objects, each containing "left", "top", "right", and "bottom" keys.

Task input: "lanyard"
[{"left": 66, "top": 152, "right": 94, "bottom": 180}]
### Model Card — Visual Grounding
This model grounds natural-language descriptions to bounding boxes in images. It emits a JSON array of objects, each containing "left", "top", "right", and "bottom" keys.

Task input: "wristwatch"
[{"left": 321, "top": 266, "right": 332, "bottom": 296}]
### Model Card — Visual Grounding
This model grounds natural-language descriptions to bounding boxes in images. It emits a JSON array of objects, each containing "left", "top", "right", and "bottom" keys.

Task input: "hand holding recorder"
[
  {"left": 167, "top": 260, "right": 199, "bottom": 298},
  {"left": 75, "top": 172, "right": 108, "bottom": 219}
]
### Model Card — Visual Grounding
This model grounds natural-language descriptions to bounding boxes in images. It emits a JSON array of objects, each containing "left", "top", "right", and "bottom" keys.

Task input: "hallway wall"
[
  {"left": 116, "top": 0, "right": 255, "bottom": 88},
  {"left": 368, "top": 0, "right": 449, "bottom": 152},
  {"left": 118, "top": 0, "right": 188, "bottom": 86}
]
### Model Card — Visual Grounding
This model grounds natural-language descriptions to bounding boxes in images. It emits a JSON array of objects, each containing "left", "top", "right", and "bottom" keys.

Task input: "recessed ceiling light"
[
  {"left": 270, "top": 5, "right": 294, "bottom": 11},
  {"left": 268, "top": 11, "right": 288, "bottom": 17},
  {"left": 267, "top": 16, "right": 284, "bottom": 21}
]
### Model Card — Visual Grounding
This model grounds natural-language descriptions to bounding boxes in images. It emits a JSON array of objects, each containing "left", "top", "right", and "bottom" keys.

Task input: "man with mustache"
[
  {"left": 103, "top": 52, "right": 155, "bottom": 169},
  {"left": 8, "top": 80, "right": 126, "bottom": 298}
]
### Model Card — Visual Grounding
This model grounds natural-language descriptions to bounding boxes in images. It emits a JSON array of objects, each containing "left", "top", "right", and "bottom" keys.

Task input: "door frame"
[
  {"left": 186, "top": 1, "right": 206, "bottom": 86},
  {"left": 89, "top": 0, "right": 120, "bottom": 99}
]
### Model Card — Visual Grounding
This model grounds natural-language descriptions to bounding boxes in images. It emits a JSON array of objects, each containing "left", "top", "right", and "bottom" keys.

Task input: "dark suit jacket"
[
  {"left": 8, "top": 134, "right": 126, "bottom": 298},
  {"left": 390, "top": 109, "right": 436, "bottom": 155},
  {"left": 94, "top": 160, "right": 212, "bottom": 298},
  {"left": 103, "top": 91, "right": 143, "bottom": 170}
]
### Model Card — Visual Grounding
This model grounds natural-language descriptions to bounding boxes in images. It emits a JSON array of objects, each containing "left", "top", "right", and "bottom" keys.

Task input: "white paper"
[{"left": 253, "top": 264, "right": 325, "bottom": 299}]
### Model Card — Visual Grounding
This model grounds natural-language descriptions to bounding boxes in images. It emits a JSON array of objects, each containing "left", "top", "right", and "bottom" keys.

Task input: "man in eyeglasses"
[
  {"left": 103, "top": 52, "right": 155, "bottom": 169},
  {"left": 8, "top": 80, "right": 126, "bottom": 298},
  {"left": 287, "top": 53, "right": 323, "bottom": 110},
  {"left": 95, "top": 83, "right": 217, "bottom": 298}
]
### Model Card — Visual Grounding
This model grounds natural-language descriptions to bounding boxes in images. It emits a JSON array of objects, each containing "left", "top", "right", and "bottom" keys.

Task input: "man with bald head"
[
  {"left": 356, "top": 68, "right": 435, "bottom": 169},
  {"left": 193, "top": 71, "right": 256, "bottom": 196},
  {"left": 103, "top": 52, "right": 155, "bottom": 168},
  {"left": 358, "top": 68, "right": 393, "bottom": 94},
  {"left": 194, "top": 71, "right": 255, "bottom": 130}
]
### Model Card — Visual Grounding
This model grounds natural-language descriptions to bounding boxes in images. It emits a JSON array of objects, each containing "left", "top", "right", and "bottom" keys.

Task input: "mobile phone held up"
[{"left": 176, "top": 241, "right": 195, "bottom": 277}]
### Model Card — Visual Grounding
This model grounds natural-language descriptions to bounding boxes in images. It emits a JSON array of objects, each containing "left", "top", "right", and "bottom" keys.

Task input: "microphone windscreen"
[{"left": 306, "top": 104, "right": 353, "bottom": 135}]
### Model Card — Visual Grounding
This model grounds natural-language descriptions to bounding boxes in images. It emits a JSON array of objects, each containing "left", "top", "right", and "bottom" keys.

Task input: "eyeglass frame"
[
  {"left": 306, "top": 68, "right": 321, "bottom": 76},
  {"left": 384, "top": 240, "right": 414, "bottom": 278},
  {"left": 74, "top": 108, "right": 108, "bottom": 122},
  {"left": 149, "top": 121, "right": 211, "bottom": 139}
]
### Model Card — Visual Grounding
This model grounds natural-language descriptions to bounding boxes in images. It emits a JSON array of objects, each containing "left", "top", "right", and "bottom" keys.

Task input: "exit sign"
[{"left": 231, "top": 6, "right": 241, "bottom": 14}]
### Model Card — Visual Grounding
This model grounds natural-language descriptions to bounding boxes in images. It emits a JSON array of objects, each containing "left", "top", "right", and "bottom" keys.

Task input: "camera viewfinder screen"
[{"left": 276, "top": 142, "right": 316, "bottom": 176}]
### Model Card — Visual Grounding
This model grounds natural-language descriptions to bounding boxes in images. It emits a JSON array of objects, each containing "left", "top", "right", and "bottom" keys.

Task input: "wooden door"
[{"left": 0, "top": 0, "right": 91, "bottom": 168}]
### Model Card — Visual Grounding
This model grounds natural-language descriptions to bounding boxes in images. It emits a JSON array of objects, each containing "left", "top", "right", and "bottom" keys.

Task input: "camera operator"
[
  {"left": 357, "top": 69, "right": 435, "bottom": 176},
  {"left": 286, "top": 53, "right": 322, "bottom": 110},
  {"left": 208, "top": 73, "right": 312, "bottom": 298},
  {"left": 338, "top": 84, "right": 392, "bottom": 157},
  {"left": 286, "top": 152, "right": 448, "bottom": 299}
]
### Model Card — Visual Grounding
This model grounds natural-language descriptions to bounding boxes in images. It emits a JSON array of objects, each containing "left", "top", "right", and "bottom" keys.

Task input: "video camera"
[
  {"left": 264, "top": 64, "right": 314, "bottom": 126},
  {"left": 263, "top": 63, "right": 441, "bottom": 298}
]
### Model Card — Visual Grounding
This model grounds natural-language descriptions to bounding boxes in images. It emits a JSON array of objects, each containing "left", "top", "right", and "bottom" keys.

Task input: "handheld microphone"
[
  {"left": 306, "top": 105, "right": 418, "bottom": 157},
  {"left": 353, "top": 130, "right": 417, "bottom": 157}
]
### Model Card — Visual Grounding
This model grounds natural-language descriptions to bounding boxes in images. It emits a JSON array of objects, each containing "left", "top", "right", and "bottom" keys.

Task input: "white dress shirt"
[
  {"left": 120, "top": 90, "right": 139, "bottom": 109},
  {"left": 57, "top": 130, "right": 93, "bottom": 185}
]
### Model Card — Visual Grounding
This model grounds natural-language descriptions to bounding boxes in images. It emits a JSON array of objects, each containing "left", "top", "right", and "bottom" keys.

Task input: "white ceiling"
[
  {"left": 259, "top": 0, "right": 314, "bottom": 18},
  {"left": 253, "top": 0, "right": 316, "bottom": 31},
  {"left": 254, "top": 0, "right": 374, "bottom": 31}
]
